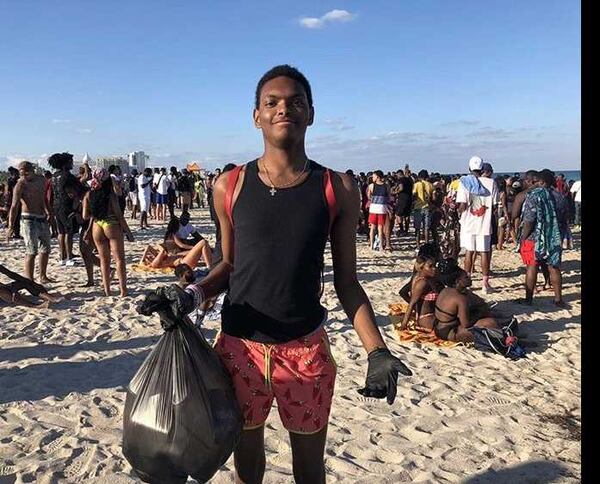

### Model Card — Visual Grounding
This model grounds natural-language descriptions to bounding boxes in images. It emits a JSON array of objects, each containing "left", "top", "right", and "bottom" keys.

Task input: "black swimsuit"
[{"left": 433, "top": 304, "right": 460, "bottom": 340}]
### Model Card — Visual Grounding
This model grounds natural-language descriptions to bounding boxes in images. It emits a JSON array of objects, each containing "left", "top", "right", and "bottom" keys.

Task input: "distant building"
[
  {"left": 97, "top": 156, "right": 129, "bottom": 174},
  {"left": 128, "top": 151, "right": 149, "bottom": 172}
]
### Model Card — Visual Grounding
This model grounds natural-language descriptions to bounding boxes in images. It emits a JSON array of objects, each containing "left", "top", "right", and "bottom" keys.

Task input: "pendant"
[{"left": 270, "top": 186, "right": 277, "bottom": 196}]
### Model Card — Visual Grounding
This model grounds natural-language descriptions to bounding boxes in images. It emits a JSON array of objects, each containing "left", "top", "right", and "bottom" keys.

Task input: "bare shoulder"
[{"left": 330, "top": 170, "right": 359, "bottom": 199}]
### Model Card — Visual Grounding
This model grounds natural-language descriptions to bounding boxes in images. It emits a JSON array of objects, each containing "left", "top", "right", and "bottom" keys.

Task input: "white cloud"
[
  {"left": 299, "top": 17, "right": 324, "bottom": 29},
  {"left": 322, "top": 9, "right": 356, "bottom": 23},
  {"left": 52, "top": 119, "right": 71, "bottom": 124},
  {"left": 76, "top": 128, "right": 93, "bottom": 134},
  {"left": 299, "top": 9, "right": 357, "bottom": 29}
]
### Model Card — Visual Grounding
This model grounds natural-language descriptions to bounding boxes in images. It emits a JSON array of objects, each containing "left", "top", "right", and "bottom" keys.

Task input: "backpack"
[{"left": 469, "top": 320, "right": 526, "bottom": 360}]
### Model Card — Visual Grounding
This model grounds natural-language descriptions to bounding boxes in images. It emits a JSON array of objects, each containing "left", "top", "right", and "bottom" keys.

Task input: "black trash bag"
[{"left": 123, "top": 296, "right": 242, "bottom": 484}]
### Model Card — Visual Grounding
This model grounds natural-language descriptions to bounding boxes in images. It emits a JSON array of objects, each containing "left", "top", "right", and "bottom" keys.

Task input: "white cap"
[
  {"left": 469, "top": 156, "right": 483, "bottom": 171},
  {"left": 82, "top": 152, "right": 91, "bottom": 164}
]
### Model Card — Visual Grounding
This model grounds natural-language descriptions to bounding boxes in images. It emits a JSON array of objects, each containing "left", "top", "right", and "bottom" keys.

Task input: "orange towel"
[
  {"left": 389, "top": 302, "right": 465, "bottom": 348},
  {"left": 131, "top": 263, "right": 174, "bottom": 274}
]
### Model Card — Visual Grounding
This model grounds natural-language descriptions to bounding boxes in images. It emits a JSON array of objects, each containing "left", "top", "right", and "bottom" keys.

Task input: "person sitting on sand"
[
  {"left": 399, "top": 254, "right": 444, "bottom": 331},
  {"left": 0, "top": 263, "right": 63, "bottom": 308},
  {"left": 139, "top": 217, "right": 212, "bottom": 270},
  {"left": 433, "top": 258, "right": 501, "bottom": 342}
]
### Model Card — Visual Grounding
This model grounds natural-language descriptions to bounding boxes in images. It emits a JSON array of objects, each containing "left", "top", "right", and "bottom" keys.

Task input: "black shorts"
[
  {"left": 394, "top": 194, "right": 412, "bottom": 217},
  {"left": 55, "top": 211, "right": 74, "bottom": 235}
]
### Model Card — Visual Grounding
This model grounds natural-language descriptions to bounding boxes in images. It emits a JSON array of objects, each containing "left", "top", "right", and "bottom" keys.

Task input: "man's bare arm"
[
  {"left": 7, "top": 181, "right": 23, "bottom": 236},
  {"left": 330, "top": 172, "right": 387, "bottom": 353},
  {"left": 188, "top": 172, "right": 236, "bottom": 299}
]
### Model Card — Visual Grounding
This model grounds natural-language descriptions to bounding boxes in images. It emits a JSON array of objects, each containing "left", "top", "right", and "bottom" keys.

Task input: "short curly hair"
[
  {"left": 255, "top": 64, "right": 313, "bottom": 109},
  {"left": 47, "top": 152, "right": 74, "bottom": 170}
]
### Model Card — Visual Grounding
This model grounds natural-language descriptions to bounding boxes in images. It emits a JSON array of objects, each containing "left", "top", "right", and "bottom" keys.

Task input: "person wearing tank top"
[
  {"left": 143, "top": 65, "right": 412, "bottom": 484},
  {"left": 367, "top": 170, "right": 391, "bottom": 252}
]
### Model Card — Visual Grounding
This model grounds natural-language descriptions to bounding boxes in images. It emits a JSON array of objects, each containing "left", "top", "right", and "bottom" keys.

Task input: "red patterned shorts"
[{"left": 214, "top": 326, "right": 336, "bottom": 434}]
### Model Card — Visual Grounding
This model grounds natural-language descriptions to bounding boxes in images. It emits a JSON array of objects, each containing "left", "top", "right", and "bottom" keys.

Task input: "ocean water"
[{"left": 494, "top": 170, "right": 581, "bottom": 181}]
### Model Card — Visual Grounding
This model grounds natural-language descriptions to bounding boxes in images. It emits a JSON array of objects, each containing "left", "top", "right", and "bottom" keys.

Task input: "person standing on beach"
[
  {"left": 137, "top": 168, "right": 153, "bottom": 230},
  {"left": 7, "top": 161, "right": 53, "bottom": 283},
  {"left": 457, "top": 156, "right": 498, "bottom": 294},
  {"left": 48, "top": 152, "right": 79, "bottom": 266},
  {"left": 518, "top": 169, "right": 567, "bottom": 307},
  {"left": 143, "top": 64, "right": 412, "bottom": 484},
  {"left": 570, "top": 178, "right": 581, "bottom": 227},
  {"left": 367, "top": 170, "right": 391, "bottom": 251},
  {"left": 412, "top": 169, "right": 433, "bottom": 248}
]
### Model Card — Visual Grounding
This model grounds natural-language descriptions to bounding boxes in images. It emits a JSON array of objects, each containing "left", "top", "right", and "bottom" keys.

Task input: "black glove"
[
  {"left": 358, "top": 348, "right": 412, "bottom": 404},
  {"left": 156, "top": 284, "right": 196, "bottom": 318},
  {"left": 137, "top": 291, "right": 179, "bottom": 331}
]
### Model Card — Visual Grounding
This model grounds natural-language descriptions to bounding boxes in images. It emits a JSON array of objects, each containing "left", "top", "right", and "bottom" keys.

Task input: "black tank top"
[{"left": 221, "top": 159, "right": 329, "bottom": 343}]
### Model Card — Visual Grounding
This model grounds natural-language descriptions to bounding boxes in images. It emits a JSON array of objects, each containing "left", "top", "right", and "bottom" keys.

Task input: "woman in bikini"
[
  {"left": 433, "top": 258, "right": 500, "bottom": 342},
  {"left": 399, "top": 254, "right": 444, "bottom": 330},
  {"left": 82, "top": 168, "right": 134, "bottom": 297},
  {"left": 140, "top": 216, "right": 212, "bottom": 270}
]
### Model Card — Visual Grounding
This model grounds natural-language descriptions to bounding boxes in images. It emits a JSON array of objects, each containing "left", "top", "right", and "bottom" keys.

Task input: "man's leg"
[
  {"left": 377, "top": 224, "right": 385, "bottom": 252},
  {"left": 548, "top": 265, "right": 563, "bottom": 304},
  {"left": 480, "top": 250, "right": 491, "bottom": 289},
  {"left": 289, "top": 426, "right": 328, "bottom": 484},
  {"left": 464, "top": 250, "right": 474, "bottom": 275},
  {"left": 24, "top": 254, "right": 35, "bottom": 280},
  {"left": 525, "top": 264, "right": 538, "bottom": 302},
  {"left": 58, "top": 234, "right": 67, "bottom": 261},
  {"left": 234, "top": 426, "right": 266, "bottom": 484},
  {"left": 39, "top": 252, "right": 50, "bottom": 282}
]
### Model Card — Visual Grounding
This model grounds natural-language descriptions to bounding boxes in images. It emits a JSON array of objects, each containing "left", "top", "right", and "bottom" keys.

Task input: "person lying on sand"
[{"left": 0, "top": 263, "right": 63, "bottom": 308}]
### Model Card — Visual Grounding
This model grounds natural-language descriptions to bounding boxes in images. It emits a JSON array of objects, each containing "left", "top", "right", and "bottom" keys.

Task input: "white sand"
[{"left": 0, "top": 210, "right": 581, "bottom": 483}]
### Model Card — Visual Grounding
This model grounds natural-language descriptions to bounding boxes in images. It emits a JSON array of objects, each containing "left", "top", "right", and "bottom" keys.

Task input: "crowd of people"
[
  {"left": 1, "top": 153, "right": 221, "bottom": 300},
  {"left": 0, "top": 64, "right": 582, "bottom": 484}
]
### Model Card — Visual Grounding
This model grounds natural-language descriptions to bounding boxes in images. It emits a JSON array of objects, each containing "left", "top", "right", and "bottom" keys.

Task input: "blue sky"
[{"left": 0, "top": 0, "right": 580, "bottom": 173}]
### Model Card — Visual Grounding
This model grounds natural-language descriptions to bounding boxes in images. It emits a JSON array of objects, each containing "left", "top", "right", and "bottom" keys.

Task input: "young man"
[
  {"left": 128, "top": 169, "right": 140, "bottom": 220},
  {"left": 518, "top": 169, "right": 567, "bottom": 307},
  {"left": 8, "top": 161, "right": 53, "bottom": 283},
  {"left": 412, "top": 169, "right": 433, "bottom": 247},
  {"left": 143, "top": 64, "right": 412, "bottom": 484},
  {"left": 176, "top": 210, "right": 204, "bottom": 245},
  {"left": 48, "top": 152, "right": 79, "bottom": 266},
  {"left": 137, "top": 168, "right": 153, "bottom": 230},
  {"left": 456, "top": 156, "right": 498, "bottom": 294},
  {"left": 367, "top": 170, "right": 391, "bottom": 251},
  {"left": 155, "top": 167, "right": 169, "bottom": 221},
  {"left": 178, "top": 169, "right": 193, "bottom": 213}
]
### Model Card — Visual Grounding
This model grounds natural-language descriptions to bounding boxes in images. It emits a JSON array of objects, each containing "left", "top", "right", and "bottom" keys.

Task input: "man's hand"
[
  {"left": 358, "top": 348, "right": 412, "bottom": 404},
  {"left": 155, "top": 284, "right": 196, "bottom": 319}
]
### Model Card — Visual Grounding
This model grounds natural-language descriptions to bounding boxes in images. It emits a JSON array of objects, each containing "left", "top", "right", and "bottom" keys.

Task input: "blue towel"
[{"left": 460, "top": 175, "right": 489, "bottom": 195}]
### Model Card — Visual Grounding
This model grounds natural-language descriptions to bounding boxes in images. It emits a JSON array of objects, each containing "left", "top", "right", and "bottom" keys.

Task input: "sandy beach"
[{"left": 0, "top": 209, "right": 581, "bottom": 483}]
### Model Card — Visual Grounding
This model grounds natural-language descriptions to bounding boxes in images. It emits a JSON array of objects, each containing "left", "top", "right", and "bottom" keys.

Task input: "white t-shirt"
[
  {"left": 156, "top": 174, "right": 170, "bottom": 195},
  {"left": 456, "top": 176, "right": 498, "bottom": 236},
  {"left": 138, "top": 175, "right": 152, "bottom": 197},
  {"left": 176, "top": 223, "right": 197, "bottom": 239},
  {"left": 570, "top": 180, "right": 581, "bottom": 203}
]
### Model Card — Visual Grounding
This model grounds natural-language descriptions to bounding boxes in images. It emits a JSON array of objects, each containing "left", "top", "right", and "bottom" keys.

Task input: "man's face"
[
  {"left": 18, "top": 166, "right": 33, "bottom": 180},
  {"left": 253, "top": 76, "right": 313, "bottom": 148}
]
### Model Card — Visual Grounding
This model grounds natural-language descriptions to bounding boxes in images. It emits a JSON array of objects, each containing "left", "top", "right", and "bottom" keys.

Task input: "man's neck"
[{"left": 261, "top": 143, "right": 309, "bottom": 173}]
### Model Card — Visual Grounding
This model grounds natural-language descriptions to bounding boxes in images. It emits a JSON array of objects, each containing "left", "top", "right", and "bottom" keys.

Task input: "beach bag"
[
  {"left": 123, "top": 297, "right": 242, "bottom": 484},
  {"left": 469, "top": 322, "right": 526, "bottom": 360}
]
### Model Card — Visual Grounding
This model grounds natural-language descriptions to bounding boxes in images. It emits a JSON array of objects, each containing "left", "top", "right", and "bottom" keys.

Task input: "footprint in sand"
[
  {"left": 40, "top": 430, "right": 68, "bottom": 455},
  {"left": 62, "top": 446, "right": 96, "bottom": 480},
  {"left": 0, "top": 464, "right": 16, "bottom": 476}
]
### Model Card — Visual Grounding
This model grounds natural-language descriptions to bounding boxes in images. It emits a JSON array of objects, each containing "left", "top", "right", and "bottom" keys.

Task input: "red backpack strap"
[
  {"left": 225, "top": 165, "right": 244, "bottom": 227},
  {"left": 323, "top": 169, "right": 338, "bottom": 233}
]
